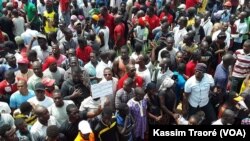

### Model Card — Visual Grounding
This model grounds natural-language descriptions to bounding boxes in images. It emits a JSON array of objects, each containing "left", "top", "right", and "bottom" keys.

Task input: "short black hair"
[
  {"left": 102, "top": 106, "right": 113, "bottom": 117},
  {"left": 47, "top": 125, "right": 60, "bottom": 138},
  {"left": 20, "top": 102, "right": 33, "bottom": 114},
  {"left": 66, "top": 104, "right": 77, "bottom": 114},
  {"left": 0, "top": 124, "right": 11, "bottom": 137}
]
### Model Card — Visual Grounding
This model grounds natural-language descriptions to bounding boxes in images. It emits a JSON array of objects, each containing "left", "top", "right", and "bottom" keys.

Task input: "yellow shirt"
[
  {"left": 197, "top": 0, "right": 208, "bottom": 14},
  {"left": 187, "top": 18, "right": 195, "bottom": 27},
  {"left": 74, "top": 132, "right": 95, "bottom": 141},
  {"left": 43, "top": 11, "right": 57, "bottom": 33}
]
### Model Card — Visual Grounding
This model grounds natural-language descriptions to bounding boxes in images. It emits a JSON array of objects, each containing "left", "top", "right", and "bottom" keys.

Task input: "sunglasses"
[{"left": 104, "top": 74, "right": 112, "bottom": 76}]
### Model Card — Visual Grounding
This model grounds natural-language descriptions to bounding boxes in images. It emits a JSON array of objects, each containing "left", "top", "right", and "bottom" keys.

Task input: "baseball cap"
[
  {"left": 177, "top": 4, "right": 186, "bottom": 9},
  {"left": 71, "top": 15, "right": 78, "bottom": 21},
  {"left": 78, "top": 120, "right": 92, "bottom": 134},
  {"left": 15, "top": 36, "right": 24, "bottom": 45},
  {"left": 35, "top": 82, "right": 45, "bottom": 91},
  {"left": 42, "top": 78, "right": 55, "bottom": 87},
  {"left": 195, "top": 63, "right": 207, "bottom": 73},
  {"left": 92, "top": 14, "right": 99, "bottom": 21},
  {"left": 17, "top": 58, "right": 29, "bottom": 64},
  {"left": 224, "top": 1, "right": 232, "bottom": 7}
]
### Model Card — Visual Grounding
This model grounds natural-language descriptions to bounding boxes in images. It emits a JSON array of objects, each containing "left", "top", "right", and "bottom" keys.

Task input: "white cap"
[
  {"left": 78, "top": 120, "right": 92, "bottom": 134},
  {"left": 178, "top": 4, "right": 186, "bottom": 9}
]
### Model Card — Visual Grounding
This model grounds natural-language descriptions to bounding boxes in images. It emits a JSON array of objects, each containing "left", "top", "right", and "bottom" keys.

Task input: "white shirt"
[
  {"left": 21, "top": 29, "right": 39, "bottom": 47},
  {"left": 80, "top": 3, "right": 92, "bottom": 18},
  {"left": 212, "top": 119, "right": 223, "bottom": 125},
  {"left": 173, "top": 26, "right": 187, "bottom": 48},
  {"left": 43, "top": 67, "right": 65, "bottom": 86},
  {"left": 28, "top": 96, "right": 54, "bottom": 108},
  {"left": 184, "top": 73, "right": 214, "bottom": 108},
  {"left": 0, "top": 102, "right": 11, "bottom": 114},
  {"left": 12, "top": 17, "right": 25, "bottom": 36},
  {"left": 32, "top": 46, "right": 52, "bottom": 62},
  {"left": 79, "top": 96, "right": 104, "bottom": 111},
  {"left": 135, "top": 65, "right": 151, "bottom": 89},
  {"left": 234, "top": 19, "right": 248, "bottom": 43},
  {"left": 96, "top": 60, "right": 112, "bottom": 79},
  {"left": 201, "top": 18, "right": 213, "bottom": 36},
  {"left": 99, "top": 26, "right": 110, "bottom": 52},
  {"left": 48, "top": 100, "right": 74, "bottom": 126},
  {"left": 212, "top": 29, "right": 231, "bottom": 49},
  {"left": 30, "top": 116, "right": 58, "bottom": 141},
  {"left": 158, "top": 48, "right": 177, "bottom": 65}
]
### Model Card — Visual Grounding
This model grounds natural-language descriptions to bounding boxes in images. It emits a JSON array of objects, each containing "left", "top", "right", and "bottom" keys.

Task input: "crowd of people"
[{"left": 0, "top": 0, "right": 250, "bottom": 140}]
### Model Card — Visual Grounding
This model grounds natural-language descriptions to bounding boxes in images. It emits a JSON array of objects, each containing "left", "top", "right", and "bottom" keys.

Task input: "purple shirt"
[{"left": 127, "top": 98, "right": 147, "bottom": 139}]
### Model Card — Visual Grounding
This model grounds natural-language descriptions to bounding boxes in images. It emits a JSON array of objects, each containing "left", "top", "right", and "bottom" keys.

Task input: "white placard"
[{"left": 91, "top": 81, "right": 113, "bottom": 99}]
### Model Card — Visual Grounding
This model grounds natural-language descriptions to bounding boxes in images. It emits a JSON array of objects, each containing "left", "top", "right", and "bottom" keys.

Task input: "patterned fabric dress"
[{"left": 127, "top": 98, "right": 147, "bottom": 139}]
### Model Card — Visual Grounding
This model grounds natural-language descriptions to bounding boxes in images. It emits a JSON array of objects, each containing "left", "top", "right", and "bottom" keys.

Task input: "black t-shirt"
[
  {"left": 158, "top": 89, "right": 176, "bottom": 111},
  {"left": 94, "top": 118, "right": 118, "bottom": 141},
  {"left": 59, "top": 111, "right": 87, "bottom": 141}
]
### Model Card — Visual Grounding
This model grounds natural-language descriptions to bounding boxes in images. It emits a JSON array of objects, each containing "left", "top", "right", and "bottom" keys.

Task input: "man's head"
[
  {"left": 222, "top": 53, "right": 234, "bottom": 67},
  {"left": 117, "top": 103, "right": 129, "bottom": 117},
  {"left": 17, "top": 80, "right": 28, "bottom": 95},
  {"left": 18, "top": 58, "right": 29, "bottom": 73},
  {"left": 194, "top": 63, "right": 207, "bottom": 81},
  {"left": 46, "top": 56, "right": 57, "bottom": 73},
  {"left": 103, "top": 67, "right": 113, "bottom": 81},
  {"left": 0, "top": 124, "right": 18, "bottom": 141},
  {"left": 69, "top": 56, "right": 79, "bottom": 68},
  {"left": 178, "top": 16, "right": 187, "bottom": 28},
  {"left": 37, "top": 34, "right": 47, "bottom": 49},
  {"left": 221, "top": 109, "right": 235, "bottom": 125},
  {"left": 90, "top": 52, "right": 97, "bottom": 64},
  {"left": 46, "top": 125, "right": 60, "bottom": 141},
  {"left": 243, "top": 40, "right": 250, "bottom": 54},
  {"left": 71, "top": 66, "right": 82, "bottom": 84},
  {"left": 78, "top": 37, "right": 87, "bottom": 48},
  {"left": 15, "top": 118, "right": 28, "bottom": 134},
  {"left": 33, "top": 61, "right": 43, "bottom": 77},
  {"left": 52, "top": 90, "right": 64, "bottom": 107},
  {"left": 67, "top": 48, "right": 76, "bottom": 58},
  {"left": 194, "top": 16, "right": 201, "bottom": 27},
  {"left": 66, "top": 104, "right": 80, "bottom": 123},
  {"left": 6, "top": 54, "right": 16, "bottom": 68},
  {"left": 34, "top": 105, "right": 50, "bottom": 125},
  {"left": 166, "top": 37, "right": 174, "bottom": 50},
  {"left": 4, "top": 70, "right": 15, "bottom": 84},
  {"left": 34, "top": 82, "right": 46, "bottom": 101},
  {"left": 101, "top": 106, "right": 113, "bottom": 126},
  {"left": 120, "top": 46, "right": 129, "bottom": 60},
  {"left": 217, "top": 32, "right": 227, "bottom": 44},
  {"left": 134, "top": 87, "right": 145, "bottom": 101},
  {"left": 52, "top": 44, "right": 60, "bottom": 56},
  {"left": 123, "top": 78, "right": 133, "bottom": 92},
  {"left": 126, "top": 64, "right": 136, "bottom": 78},
  {"left": 42, "top": 78, "right": 55, "bottom": 93},
  {"left": 100, "top": 6, "right": 108, "bottom": 16}
]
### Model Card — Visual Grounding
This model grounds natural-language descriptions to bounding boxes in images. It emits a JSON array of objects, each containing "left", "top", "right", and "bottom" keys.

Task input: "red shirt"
[
  {"left": 60, "top": 0, "right": 69, "bottom": 12},
  {"left": 145, "top": 15, "right": 160, "bottom": 38},
  {"left": 114, "top": 23, "right": 126, "bottom": 48},
  {"left": 185, "top": 0, "right": 198, "bottom": 10},
  {"left": 101, "top": 14, "right": 115, "bottom": 40},
  {"left": 117, "top": 74, "right": 144, "bottom": 90},
  {"left": 185, "top": 60, "right": 197, "bottom": 77},
  {"left": 0, "top": 80, "right": 18, "bottom": 96},
  {"left": 159, "top": 12, "right": 174, "bottom": 24},
  {"left": 76, "top": 46, "right": 93, "bottom": 64}
]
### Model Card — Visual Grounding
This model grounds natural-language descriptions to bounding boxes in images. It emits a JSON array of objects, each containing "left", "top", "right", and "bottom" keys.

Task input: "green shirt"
[
  {"left": 243, "top": 17, "right": 250, "bottom": 40},
  {"left": 24, "top": 2, "right": 39, "bottom": 23}
]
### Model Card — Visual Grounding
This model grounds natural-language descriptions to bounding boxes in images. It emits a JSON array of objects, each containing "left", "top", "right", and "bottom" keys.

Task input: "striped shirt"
[{"left": 232, "top": 49, "right": 250, "bottom": 78}]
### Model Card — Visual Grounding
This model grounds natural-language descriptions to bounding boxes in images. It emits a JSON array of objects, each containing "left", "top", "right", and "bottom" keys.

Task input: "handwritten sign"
[{"left": 91, "top": 81, "right": 113, "bottom": 99}]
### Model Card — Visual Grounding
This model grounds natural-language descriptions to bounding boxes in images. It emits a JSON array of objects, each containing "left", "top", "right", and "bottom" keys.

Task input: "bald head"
[
  {"left": 34, "top": 105, "right": 47, "bottom": 116},
  {"left": 222, "top": 53, "right": 234, "bottom": 66}
]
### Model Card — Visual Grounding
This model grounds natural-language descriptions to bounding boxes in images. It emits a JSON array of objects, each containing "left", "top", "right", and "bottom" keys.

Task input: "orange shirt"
[{"left": 74, "top": 132, "right": 95, "bottom": 141}]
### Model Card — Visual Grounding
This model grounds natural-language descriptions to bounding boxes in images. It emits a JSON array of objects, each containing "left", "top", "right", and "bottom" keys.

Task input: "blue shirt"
[
  {"left": 214, "top": 63, "right": 229, "bottom": 92},
  {"left": 9, "top": 90, "right": 35, "bottom": 109},
  {"left": 174, "top": 71, "right": 186, "bottom": 101}
]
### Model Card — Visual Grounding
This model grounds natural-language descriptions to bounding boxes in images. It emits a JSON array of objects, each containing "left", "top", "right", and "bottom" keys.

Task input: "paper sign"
[{"left": 91, "top": 81, "right": 113, "bottom": 99}]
